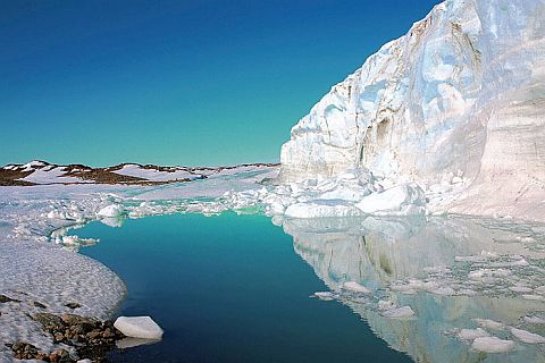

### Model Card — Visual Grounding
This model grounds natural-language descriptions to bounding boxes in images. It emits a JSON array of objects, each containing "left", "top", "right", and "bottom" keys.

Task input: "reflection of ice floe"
[
  {"left": 116, "top": 337, "right": 161, "bottom": 349},
  {"left": 281, "top": 215, "right": 545, "bottom": 362}
]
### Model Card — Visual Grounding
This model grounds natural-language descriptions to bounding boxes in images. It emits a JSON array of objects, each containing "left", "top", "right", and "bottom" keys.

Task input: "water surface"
[{"left": 76, "top": 213, "right": 412, "bottom": 363}]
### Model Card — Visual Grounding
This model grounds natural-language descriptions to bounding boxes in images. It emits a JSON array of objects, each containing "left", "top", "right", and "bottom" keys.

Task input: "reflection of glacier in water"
[{"left": 279, "top": 215, "right": 545, "bottom": 362}]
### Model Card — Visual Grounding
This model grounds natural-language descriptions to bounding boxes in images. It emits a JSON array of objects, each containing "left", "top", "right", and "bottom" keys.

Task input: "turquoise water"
[{"left": 75, "top": 213, "right": 412, "bottom": 363}]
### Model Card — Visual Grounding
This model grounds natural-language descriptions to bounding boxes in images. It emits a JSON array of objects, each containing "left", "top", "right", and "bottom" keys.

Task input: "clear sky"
[{"left": 1, "top": 0, "right": 439, "bottom": 167}]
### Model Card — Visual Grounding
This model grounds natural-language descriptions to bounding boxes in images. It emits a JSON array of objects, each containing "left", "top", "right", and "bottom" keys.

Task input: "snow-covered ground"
[
  {"left": 1, "top": 161, "right": 211, "bottom": 185},
  {"left": 0, "top": 165, "right": 277, "bottom": 362},
  {"left": 20, "top": 165, "right": 92, "bottom": 185}
]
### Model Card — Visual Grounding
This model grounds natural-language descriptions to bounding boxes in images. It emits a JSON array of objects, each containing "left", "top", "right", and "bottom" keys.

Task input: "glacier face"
[{"left": 279, "top": 0, "right": 545, "bottom": 220}]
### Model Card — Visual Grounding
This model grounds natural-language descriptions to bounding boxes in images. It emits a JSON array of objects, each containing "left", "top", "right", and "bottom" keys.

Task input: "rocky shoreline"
[{"left": 2, "top": 292, "right": 127, "bottom": 363}]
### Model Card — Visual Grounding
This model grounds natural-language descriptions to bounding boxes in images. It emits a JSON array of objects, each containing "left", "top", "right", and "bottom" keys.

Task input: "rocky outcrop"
[{"left": 279, "top": 0, "right": 545, "bottom": 221}]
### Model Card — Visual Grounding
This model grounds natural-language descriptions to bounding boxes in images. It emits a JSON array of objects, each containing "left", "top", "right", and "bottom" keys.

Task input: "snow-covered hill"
[
  {"left": 0, "top": 160, "right": 277, "bottom": 186},
  {"left": 277, "top": 0, "right": 545, "bottom": 221}
]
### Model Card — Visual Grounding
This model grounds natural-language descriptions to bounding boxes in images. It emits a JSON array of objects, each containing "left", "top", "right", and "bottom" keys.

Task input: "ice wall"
[{"left": 279, "top": 0, "right": 545, "bottom": 220}]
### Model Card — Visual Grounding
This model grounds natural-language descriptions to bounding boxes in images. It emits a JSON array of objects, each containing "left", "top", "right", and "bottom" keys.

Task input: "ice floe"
[
  {"left": 510, "top": 328, "right": 545, "bottom": 344},
  {"left": 471, "top": 337, "right": 515, "bottom": 353},
  {"left": 114, "top": 316, "right": 164, "bottom": 340}
]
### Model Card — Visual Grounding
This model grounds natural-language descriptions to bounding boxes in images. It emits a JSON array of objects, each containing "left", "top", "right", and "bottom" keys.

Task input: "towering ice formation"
[{"left": 279, "top": 0, "right": 545, "bottom": 220}]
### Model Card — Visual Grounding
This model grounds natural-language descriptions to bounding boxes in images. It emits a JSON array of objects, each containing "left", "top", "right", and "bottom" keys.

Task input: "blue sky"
[{"left": 0, "top": 0, "right": 439, "bottom": 167}]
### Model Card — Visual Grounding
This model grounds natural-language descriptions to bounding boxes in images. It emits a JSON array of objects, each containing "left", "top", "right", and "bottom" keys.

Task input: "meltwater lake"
[
  {"left": 71, "top": 212, "right": 545, "bottom": 362},
  {"left": 73, "top": 213, "right": 412, "bottom": 362}
]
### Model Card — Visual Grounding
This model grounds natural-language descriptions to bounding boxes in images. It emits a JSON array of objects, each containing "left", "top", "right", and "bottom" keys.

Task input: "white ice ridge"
[{"left": 276, "top": 0, "right": 545, "bottom": 222}]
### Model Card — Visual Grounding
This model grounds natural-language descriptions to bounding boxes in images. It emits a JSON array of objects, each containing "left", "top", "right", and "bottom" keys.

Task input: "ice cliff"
[{"left": 278, "top": 0, "right": 545, "bottom": 221}]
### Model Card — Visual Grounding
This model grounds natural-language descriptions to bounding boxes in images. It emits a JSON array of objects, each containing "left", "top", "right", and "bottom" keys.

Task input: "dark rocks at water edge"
[
  {"left": 0, "top": 294, "right": 20, "bottom": 303},
  {"left": 6, "top": 342, "right": 71, "bottom": 362},
  {"left": 6, "top": 312, "right": 126, "bottom": 362}
]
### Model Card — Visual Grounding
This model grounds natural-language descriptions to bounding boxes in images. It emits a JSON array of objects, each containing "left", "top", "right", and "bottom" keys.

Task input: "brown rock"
[
  {"left": 87, "top": 330, "right": 101, "bottom": 339},
  {"left": 0, "top": 295, "right": 20, "bottom": 303},
  {"left": 65, "top": 302, "right": 81, "bottom": 310},
  {"left": 34, "top": 301, "right": 47, "bottom": 309}
]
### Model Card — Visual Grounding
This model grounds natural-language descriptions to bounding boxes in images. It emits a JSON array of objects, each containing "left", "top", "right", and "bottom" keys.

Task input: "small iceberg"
[
  {"left": 114, "top": 316, "right": 164, "bottom": 340},
  {"left": 312, "top": 292, "right": 337, "bottom": 301},
  {"left": 510, "top": 328, "right": 545, "bottom": 344},
  {"left": 471, "top": 337, "right": 515, "bottom": 353}
]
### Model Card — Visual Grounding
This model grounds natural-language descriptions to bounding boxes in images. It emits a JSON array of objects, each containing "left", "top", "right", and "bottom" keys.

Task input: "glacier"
[
  {"left": 1, "top": 0, "right": 545, "bottom": 361},
  {"left": 276, "top": 0, "right": 545, "bottom": 222}
]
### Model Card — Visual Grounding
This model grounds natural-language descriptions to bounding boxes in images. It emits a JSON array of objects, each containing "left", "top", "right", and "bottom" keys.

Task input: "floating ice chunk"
[
  {"left": 97, "top": 204, "right": 124, "bottom": 218},
  {"left": 313, "top": 292, "right": 337, "bottom": 301},
  {"left": 355, "top": 184, "right": 425, "bottom": 215},
  {"left": 381, "top": 306, "right": 415, "bottom": 319},
  {"left": 114, "top": 316, "right": 164, "bottom": 339},
  {"left": 510, "top": 328, "right": 545, "bottom": 344},
  {"left": 534, "top": 286, "right": 545, "bottom": 295},
  {"left": 474, "top": 319, "right": 505, "bottom": 331},
  {"left": 342, "top": 281, "right": 371, "bottom": 294},
  {"left": 458, "top": 328, "right": 490, "bottom": 340},
  {"left": 471, "top": 337, "right": 515, "bottom": 353}
]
